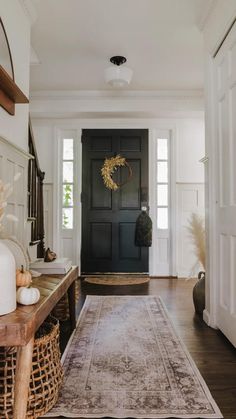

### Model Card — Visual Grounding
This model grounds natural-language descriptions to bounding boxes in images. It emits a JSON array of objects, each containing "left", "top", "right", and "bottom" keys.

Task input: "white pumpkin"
[{"left": 16, "top": 286, "right": 40, "bottom": 305}]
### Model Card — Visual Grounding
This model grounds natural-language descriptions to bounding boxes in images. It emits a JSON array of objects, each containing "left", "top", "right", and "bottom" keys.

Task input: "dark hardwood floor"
[{"left": 59, "top": 277, "right": 236, "bottom": 419}]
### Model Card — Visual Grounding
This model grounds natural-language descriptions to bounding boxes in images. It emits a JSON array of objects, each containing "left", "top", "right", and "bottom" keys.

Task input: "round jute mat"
[{"left": 84, "top": 276, "right": 150, "bottom": 286}]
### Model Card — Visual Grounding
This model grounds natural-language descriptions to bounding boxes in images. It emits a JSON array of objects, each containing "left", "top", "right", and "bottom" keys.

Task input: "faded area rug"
[
  {"left": 84, "top": 275, "right": 150, "bottom": 285},
  {"left": 47, "top": 296, "right": 222, "bottom": 418}
]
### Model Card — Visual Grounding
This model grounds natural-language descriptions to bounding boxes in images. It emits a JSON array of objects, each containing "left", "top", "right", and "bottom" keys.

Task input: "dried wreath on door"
[{"left": 101, "top": 155, "right": 132, "bottom": 191}]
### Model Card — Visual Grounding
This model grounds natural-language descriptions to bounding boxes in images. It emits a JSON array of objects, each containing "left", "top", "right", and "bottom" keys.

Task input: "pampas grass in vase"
[
  {"left": 187, "top": 213, "right": 205, "bottom": 271},
  {"left": 187, "top": 213, "right": 206, "bottom": 315}
]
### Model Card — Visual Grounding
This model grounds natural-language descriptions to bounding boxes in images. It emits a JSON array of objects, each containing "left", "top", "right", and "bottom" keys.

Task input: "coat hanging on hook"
[{"left": 135, "top": 210, "right": 152, "bottom": 247}]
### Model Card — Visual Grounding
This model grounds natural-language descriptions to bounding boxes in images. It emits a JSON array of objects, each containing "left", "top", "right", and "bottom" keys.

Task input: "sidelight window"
[
  {"left": 62, "top": 138, "right": 74, "bottom": 229},
  {"left": 157, "top": 138, "right": 169, "bottom": 229}
]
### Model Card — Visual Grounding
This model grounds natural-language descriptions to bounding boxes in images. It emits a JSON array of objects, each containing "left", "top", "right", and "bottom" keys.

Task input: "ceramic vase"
[
  {"left": 193, "top": 271, "right": 205, "bottom": 315},
  {"left": 0, "top": 241, "right": 16, "bottom": 315}
]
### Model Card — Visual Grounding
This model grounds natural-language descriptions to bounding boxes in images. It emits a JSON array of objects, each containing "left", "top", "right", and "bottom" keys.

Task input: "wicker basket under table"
[
  {"left": 0, "top": 316, "right": 63, "bottom": 419},
  {"left": 52, "top": 278, "right": 80, "bottom": 321}
]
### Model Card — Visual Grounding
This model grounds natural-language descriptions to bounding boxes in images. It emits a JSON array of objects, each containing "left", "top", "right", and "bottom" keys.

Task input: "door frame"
[
  {"left": 203, "top": 53, "right": 220, "bottom": 329},
  {"left": 53, "top": 119, "right": 177, "bottom": 276},
  {"left": 81, "top": 128, "right": 149, "bottom": 273}
]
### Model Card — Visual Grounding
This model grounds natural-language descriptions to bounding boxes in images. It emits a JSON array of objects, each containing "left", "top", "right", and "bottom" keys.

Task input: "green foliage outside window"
[
  {"left": 62, "top": 184, "right": 73, "bottom": 228},
  {"left": 62, "top": 138, "right": 74, "bottom": 229},
  {"left": 62, "top": 211, "right": 69, "bottom": 228},
  {"left": 63, "top": 184, "right": 72, "bottom": 207}
]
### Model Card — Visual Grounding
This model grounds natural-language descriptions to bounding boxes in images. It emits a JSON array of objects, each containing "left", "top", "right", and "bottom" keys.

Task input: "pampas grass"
[{"left": 187, "top": 213, "right": 205, "bottom": 271}]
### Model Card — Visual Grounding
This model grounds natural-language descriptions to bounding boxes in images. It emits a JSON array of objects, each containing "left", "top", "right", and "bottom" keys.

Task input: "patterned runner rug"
[{"left": 47, "top": 296, "right": 222, "bottom": 418}]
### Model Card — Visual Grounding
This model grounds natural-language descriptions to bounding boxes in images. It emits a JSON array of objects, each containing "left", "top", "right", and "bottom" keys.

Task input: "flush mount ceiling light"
[{"left": 104, "top": 56, "right": 133, "bottom": 88}]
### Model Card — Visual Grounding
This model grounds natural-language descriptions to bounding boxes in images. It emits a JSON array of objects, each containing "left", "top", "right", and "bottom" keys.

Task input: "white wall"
[
  {"left": 31, "top": 116, "right": 205, "bottom": 276},
  {"left": 0, "top": 0, "right": 31, "bottom": 151},
  {"left": 175, "top": 118, "right": 205, "bottom": 277},
  {"left": 176, "top": 119, "right": 205, "bottom": 183},
  {"left": 32, "top": 117, "right": 205, "bottom": 185}
]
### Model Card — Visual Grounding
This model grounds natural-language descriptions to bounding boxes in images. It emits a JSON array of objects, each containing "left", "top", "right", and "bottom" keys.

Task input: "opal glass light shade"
[{"left": 105, "top": 65, "right": 133, "bottom": 87}]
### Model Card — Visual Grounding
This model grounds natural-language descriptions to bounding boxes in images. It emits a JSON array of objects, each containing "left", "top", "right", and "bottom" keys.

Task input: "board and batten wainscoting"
[
  {"left": 176, "top": 182, "right": 205, "bottom": 278},
  {"left": 0, "top": 136, "right": 32, "bottom": 247}
]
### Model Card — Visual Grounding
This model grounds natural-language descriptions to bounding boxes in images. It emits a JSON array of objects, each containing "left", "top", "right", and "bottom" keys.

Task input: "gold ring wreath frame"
[{"left": 101, "top": 155, "right": 132, "bottom": 191}]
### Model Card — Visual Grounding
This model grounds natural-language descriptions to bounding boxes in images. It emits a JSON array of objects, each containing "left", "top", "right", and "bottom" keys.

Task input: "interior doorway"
[{"left": 52, "top": 122, "right": 204, "bottom": 278}]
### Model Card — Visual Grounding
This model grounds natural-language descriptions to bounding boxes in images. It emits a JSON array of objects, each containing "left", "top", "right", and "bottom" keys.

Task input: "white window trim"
[
  {"left": 53, "top": 128, "right": 82, "bottom": 268},
  {"left": 149, "top": 128, "right": 176, "bottom": 276}
]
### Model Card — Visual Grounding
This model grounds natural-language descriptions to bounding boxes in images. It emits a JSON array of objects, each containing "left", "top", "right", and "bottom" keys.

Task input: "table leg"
[
  {"left": 13, "top": 337, "right": 34, "bottom": 419},
  {"left": 67, "top": 280, "right": 76, "bottom": 330}
]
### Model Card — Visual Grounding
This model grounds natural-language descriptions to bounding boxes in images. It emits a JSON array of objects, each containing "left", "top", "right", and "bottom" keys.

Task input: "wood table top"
[{"left": 0, "top": 266, "right": 78, "bottom": 347}]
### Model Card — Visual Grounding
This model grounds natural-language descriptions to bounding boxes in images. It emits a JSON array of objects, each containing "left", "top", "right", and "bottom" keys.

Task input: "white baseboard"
[
  {"left": 203, "top": 309, "right": 218, "bottom": 329},
  {"left": 177, "top": 270, "right": 197, "bottom": 278}
]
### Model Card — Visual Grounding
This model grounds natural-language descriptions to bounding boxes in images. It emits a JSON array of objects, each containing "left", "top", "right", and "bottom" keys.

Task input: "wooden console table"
[{"left": 0, "top": 266, "right": 78, "bottom": 419}]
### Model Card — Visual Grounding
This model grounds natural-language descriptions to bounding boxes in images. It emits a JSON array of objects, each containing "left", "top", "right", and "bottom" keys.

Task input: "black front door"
[{"left": 81, "top": 129, "right": 149, "bottom": 273}]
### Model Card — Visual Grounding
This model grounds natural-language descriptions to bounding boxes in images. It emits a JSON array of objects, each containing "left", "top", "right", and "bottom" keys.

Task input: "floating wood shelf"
[{"left": 0, "top": 65, "right": 29, "bottom": 115}]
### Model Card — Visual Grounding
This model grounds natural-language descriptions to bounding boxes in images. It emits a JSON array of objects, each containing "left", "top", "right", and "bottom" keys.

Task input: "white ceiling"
[{"left": 30, "top": 0, "right": 208, "bottom": 92}]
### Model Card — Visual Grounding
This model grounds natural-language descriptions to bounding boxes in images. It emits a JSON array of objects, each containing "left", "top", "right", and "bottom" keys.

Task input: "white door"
[{"left": 214, "top": 22, "right": 236, "bottom": 346}]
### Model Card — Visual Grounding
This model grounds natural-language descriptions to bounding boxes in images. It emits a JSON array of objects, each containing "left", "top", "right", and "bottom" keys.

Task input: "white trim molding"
[
  {"left": 203, "top": 309, "right": 218, "bottom": 329},
  {"left": 30, "top": 90, "right": 204, "bottom": 120},
  {"left": 149, "top": 128, "right": 177, "bottom": 276},
  {"left": 53, "top": 127, "right": 82, "bottom": 267},
  {"left": 0, "top": 136, "right": 33, "bottom": 160},
  {"left": 30, "top": 89, "right": 204, "bottom": 100}
]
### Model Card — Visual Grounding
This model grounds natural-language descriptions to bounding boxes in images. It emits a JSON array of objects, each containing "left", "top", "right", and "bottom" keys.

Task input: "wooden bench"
[{"left": 0, "top": 266, "right": 78, "bottom": 419}]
